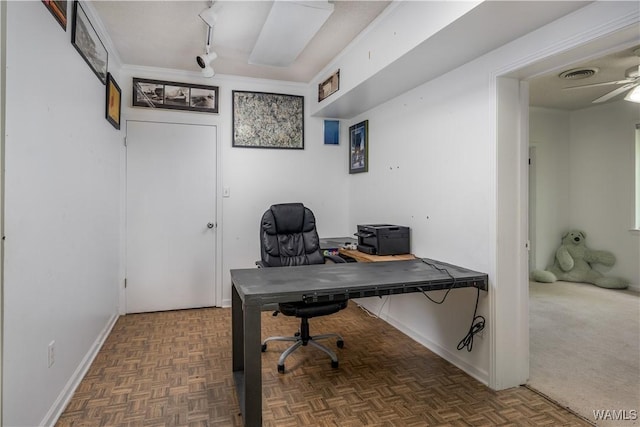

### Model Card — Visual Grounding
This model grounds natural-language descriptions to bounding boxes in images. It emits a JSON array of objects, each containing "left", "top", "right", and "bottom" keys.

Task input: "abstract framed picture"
[
  {"left": 232, "top": 91, "right": 304, "bottom": 149},
  {"left": 42, "top": 0, "right": 68, "bottom": 30},
  {"left": 324, "top": 120, "right": 339, "bottom": 145},
  {"left": 349, "top": 120, "right": 368, "bottom": 174},
  {"left": 132, "top": 78, "right": 218, "bottom": 113},
  {"left": 105, "top": 73, "right": 121, "bottom": 130},
  {"left": 71, "top": 0, "right": 108, "bottom": 84}
]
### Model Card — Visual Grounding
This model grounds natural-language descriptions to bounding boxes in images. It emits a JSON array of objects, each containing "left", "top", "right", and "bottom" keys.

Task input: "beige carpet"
[{"left": 529, "top": 281, "right": 640, "bottom": 426}]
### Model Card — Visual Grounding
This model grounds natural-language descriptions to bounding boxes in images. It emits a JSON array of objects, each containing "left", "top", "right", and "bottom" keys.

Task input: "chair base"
[{"left": 262, "top": 328, "right": 344, "bottom": 373}]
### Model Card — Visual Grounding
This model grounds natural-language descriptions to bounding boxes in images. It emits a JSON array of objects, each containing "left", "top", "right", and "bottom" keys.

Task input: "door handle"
[{"left": 207, "top": 222, "right": 215, "bottom": 229}]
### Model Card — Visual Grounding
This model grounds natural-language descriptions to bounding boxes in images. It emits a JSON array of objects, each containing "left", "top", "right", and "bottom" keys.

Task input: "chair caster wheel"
[
  {"left": 277, "top": 364, "right": 285, "bottom": 374},
  {"left": 337, "top": 340, "right": 344, "bottom": 349},
  {"left": 261, "top": 344, "right": 267, "bottom": 352},
  {"left": 331, "top": 360, "right": 339, "bottom": 369}
]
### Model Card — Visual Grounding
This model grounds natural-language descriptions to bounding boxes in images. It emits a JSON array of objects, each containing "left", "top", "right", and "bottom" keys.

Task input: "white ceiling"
[
  {"left": 92, "top": 0, "right": 390, "bottom": 83},
  {"left": 92, "top": 1, "right": 639, "bottom": 110},
  {"left": 529, "top": 44, "right": 640, "bottom": 111}
]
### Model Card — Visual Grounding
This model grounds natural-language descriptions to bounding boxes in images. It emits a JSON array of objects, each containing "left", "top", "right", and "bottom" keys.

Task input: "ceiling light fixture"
[
  {"left": 196, "top": 2, "right": 219, "bottom": 78},
  {"left": 249, "top": 0, "right": 334, "bottom": 67},
  {"left": 197, "top": 49, "right": 217, "bottom": 78},
  {"left": 624, "top": 85, "right": 640, "bottom": 103},
  {"left": 199, "top": 4, "right": 218, "bottom": 27}
]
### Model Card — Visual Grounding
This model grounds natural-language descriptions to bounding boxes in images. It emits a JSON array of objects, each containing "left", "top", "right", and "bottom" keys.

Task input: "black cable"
[
  {"left": 418, "top": 259, "right": 457, "bottom": 304},
  {"left": 419, "top": 259, "right": 486, "bottom": 351},
  {"left": 457, "top": 286, "right": 485, "bottom": 352}
]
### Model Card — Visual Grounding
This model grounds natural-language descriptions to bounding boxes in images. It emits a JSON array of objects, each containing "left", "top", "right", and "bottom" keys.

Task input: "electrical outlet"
[{"left": 48, "top": 341, "right": 55, "bottom": 367}]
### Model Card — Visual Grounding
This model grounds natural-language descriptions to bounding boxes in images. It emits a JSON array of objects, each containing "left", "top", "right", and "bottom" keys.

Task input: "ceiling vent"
[{"left": 559, "top": 67, "right": 599, "bottom": 80}]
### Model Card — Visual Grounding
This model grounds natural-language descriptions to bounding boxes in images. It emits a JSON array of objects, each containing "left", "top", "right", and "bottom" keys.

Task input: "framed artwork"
[
  {"left": 42, "top": 0, "right": 68, "bottom": 30},
  {"left": 132, "top": 78, "right": 219, "bottom": 113},
  {"left": 232, "top": 91, "right": 304, "bottom": 149},
  {"left": 349, "top": 120, "right": 368, "bottom": 174},
  {"left": 324, "top": 120, "right": 339, "bottom": 145},
  {"left": 105, "top": 73, "right": 121, "bottom": 130},
  {"left": 71, "top": 0, "right": 107, "bottom": 84},
  {"left": 318, "top": 70, "right": 340, "bottom": 102}
]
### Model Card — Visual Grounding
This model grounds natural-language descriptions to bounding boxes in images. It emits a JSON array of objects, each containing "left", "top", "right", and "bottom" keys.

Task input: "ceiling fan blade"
[
  {"left": 592, "top": 82, "right": 638, "bottom": 103},
  {"left": 563, "top": 79, "right": 635, "bottom": 90}
]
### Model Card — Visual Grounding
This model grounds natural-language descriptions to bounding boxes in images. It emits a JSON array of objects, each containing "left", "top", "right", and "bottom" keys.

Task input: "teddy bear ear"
[
  {"left": 580, "top": 231, "right": 586, "bottom": 238},
  {"left": 562, "top": 231, "right": 569, "bottom": 239}
]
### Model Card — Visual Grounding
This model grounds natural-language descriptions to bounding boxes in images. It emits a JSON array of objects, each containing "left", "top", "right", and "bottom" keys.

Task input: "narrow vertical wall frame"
[
  {"left": 105, "top": 73, "right": 121, "bottom": 129},
  {"left": 349, "top": 120, "right": 368, "bottom": 173},
  {"left": 71, "top": 0, "right": 107, "bottom": 84}
]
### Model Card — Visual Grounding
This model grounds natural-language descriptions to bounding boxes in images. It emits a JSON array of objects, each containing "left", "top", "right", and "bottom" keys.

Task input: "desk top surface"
[{"left": 231, "top": 258, "right": 487, "bottom": 306}]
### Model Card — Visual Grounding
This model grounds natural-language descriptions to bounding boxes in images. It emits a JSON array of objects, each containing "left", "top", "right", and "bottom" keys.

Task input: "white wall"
[
  {"left": 344, "top": 57, "right": 494, "bottom": 382},
  {"left": 530, "top": 102, "right": 640, "bottom": 291},
  {"left": 530, "top": 107, "right": 571, "bottom": 269},
  {"left": 569, "top": 101, "right": 640, "bottom": 289},
  {"left": 118, "top": 68, "right": 351, "bottom": 308},
  {"left": 3, "top": 3, "right": 122, "bottom": 426}
]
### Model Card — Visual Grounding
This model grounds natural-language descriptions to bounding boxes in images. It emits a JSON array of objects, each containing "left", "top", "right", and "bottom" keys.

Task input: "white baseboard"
[
  {"left": 354, "top": 300, "right": 489, "bottom": 385},
  {"left": 40, "top": 313, "right": 120, "bottom": 427}
]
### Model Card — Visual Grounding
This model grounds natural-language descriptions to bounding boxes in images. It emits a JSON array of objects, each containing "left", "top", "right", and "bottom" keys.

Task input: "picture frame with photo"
[
  {"left": 232, "top": 91, "right": 304, "bottom": 149},
  {"left": 349, "top": 120, "right": 368, "bottom": 174},
  {"left": 318, "top": 70, "right": 340, "bottom": 102},
  {"left": 105, "top": 73, "right": 121, "bottom": 130},
  {"left": 132, "top": 78, "right": 219, "bottom": 113},
  {"left": 71, "top": 0, "right": 107, "bottom": 84}
]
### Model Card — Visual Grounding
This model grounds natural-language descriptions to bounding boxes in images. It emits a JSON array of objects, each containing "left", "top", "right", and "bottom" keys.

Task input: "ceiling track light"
[
  {"left": 199, "top": 2, "right": 219, "bottom": 28},
  {"left": 196, "top": 3, "right": 219, "bottom": 78}
]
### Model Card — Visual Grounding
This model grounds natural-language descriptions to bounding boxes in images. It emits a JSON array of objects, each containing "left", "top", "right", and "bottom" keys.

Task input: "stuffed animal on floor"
[{"left": 531, "top": 230, "right": 629, "bottom": 289}]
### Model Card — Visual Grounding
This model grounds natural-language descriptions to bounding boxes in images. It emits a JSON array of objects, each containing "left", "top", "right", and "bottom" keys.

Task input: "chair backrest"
[{"left": 260, "top": 203, "right": 325, "bottom": 267}]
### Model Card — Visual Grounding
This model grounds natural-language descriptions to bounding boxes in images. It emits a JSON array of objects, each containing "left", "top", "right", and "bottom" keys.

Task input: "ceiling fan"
[{"left": 563, "top": 48, "right": 640, "bottom": 104}]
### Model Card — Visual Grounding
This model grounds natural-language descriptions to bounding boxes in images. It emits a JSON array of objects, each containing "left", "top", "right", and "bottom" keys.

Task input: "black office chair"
[{"left": 257, "top": 203, "right": 348, "bottom": 373}]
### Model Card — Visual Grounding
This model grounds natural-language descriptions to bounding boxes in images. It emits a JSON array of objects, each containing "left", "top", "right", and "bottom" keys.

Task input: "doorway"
[{"left": 125, "top": 120, "right": 218, "bottom": 313}]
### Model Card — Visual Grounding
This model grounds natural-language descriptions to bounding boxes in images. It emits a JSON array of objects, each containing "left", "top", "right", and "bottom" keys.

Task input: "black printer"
[{"left": 355, "top": 224, "right": 410, "bottom": 255}]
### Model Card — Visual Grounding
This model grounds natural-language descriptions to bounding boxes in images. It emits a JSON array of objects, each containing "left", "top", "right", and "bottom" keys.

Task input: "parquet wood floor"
[{"left": 56, "top": 304, "right": 591, "bottom": 427}]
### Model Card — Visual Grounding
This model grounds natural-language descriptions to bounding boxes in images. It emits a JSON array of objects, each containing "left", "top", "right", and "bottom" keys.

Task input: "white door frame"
[
  {"left": 121, "top": 119, "right": 224, "bottom": 313},
  {"left": 490, "top": 13, "right": 639, "bottom": 389}
]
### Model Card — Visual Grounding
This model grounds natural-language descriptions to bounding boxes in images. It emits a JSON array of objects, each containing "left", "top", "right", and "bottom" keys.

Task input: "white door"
[{"left": 126, "top": 121, "right": 217, "bottom": 313}]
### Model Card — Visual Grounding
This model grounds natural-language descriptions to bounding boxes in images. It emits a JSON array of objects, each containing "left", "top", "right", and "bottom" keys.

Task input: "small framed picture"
[
  {"left": 71, "top": 0, "right": 108, "bottom": 84},
  {"left": 349, "top": 120, "right": 368, "bottom": 174},
  {"left": 105, "top": 73, "right": 121, "bottom": 130},
  {"left": 318, "top": 70, "right": 340, "bottom": 102},
  {"left": 324, "top": 120, "right": 339, "bottom": 145}
]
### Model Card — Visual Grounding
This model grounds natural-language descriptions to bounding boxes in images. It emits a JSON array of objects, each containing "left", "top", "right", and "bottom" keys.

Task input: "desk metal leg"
[{"left": 232, "top": 283, "right": 262, "bottom": 426}]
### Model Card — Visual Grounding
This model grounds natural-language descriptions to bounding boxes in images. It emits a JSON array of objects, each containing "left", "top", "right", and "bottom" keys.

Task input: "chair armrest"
[
  {"left": 324, "top": 254, "right": 347, "bottom": 264},
  {"left": 256, "top": 260, "right": 268, "bottom": 268}
]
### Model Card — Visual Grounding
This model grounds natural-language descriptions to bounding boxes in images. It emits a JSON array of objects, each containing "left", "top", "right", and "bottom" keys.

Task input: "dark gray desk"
[{"left": 230, "top": 258, "right": 488, "bottom": 426}]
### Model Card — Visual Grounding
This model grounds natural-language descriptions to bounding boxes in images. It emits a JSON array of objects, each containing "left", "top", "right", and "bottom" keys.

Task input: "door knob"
[{"left": 207, "top": 222, "right": 215, "bottom": 229}]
